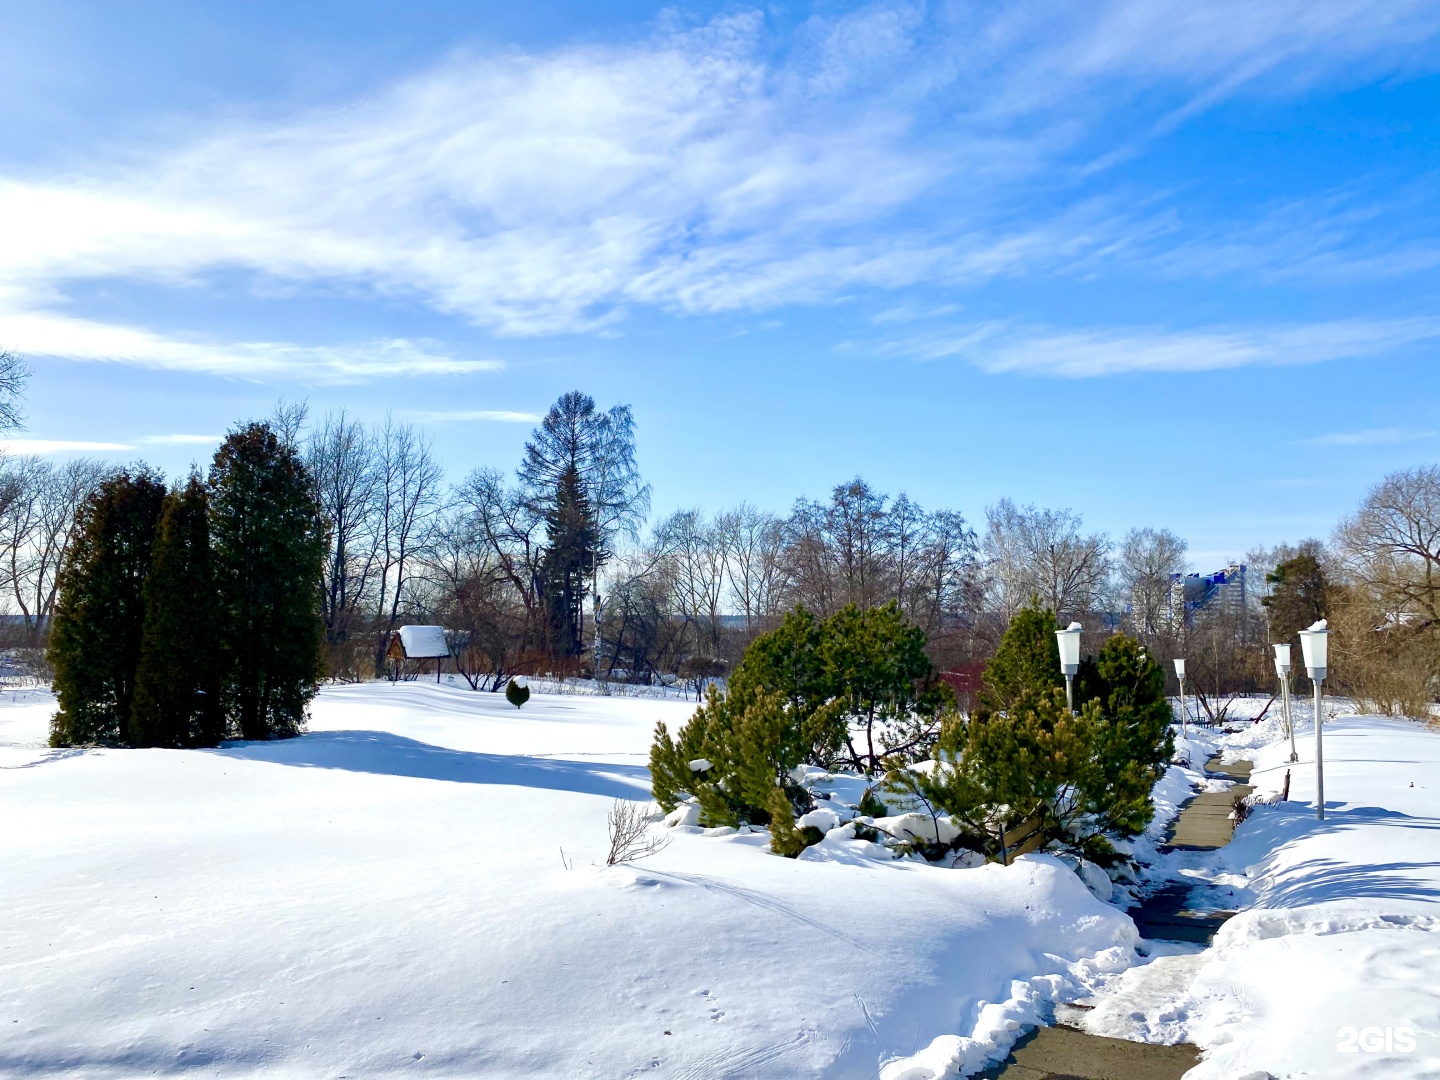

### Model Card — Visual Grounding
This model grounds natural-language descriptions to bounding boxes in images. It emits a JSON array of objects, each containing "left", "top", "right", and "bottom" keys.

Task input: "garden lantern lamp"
[
  {"left": 1298, "top": 621, "right": 1329, "bottom": 820},
  {"left": 1173, "top": 657, "right": 1187, "bottom": 738},
  {"left": 1056, "top": 622, "right": 1082, "bottom": 714},
  {"left": 1274, "top": 643, "right": 1296, "bottom": 764}
]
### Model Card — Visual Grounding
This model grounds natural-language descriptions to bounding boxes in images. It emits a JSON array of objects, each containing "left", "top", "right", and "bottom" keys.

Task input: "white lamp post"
[
  {"left": 1173, "top": 657, "right": 1187, "bottom": 738},
  {"left": 1298, "top": 620, "right": 1329, "bottom": 821},
  {"left": 1274, "top": 643, "right": 1296, "bottom": 764},
  {"left": 1056, "top": 622, "right": 1082, "bottom": 714}
]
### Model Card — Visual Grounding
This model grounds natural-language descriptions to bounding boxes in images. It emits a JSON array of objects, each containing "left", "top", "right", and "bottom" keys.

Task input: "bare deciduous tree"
[
  {"left": 308, "top": 410, "right": 382, "bottom": 675},
  {"left": 1336, "top": 465, "right": 1440, "bottom": 632},
  {"left": 0, "top": 457, "right": 111, "bottom": 640},
  {"left": 714, "top": 502, "right": 784, "bottom": 632},
  {"left": 657, "top": 509, "right": 726, "bottom": 655},
  {"left": 371, "top": 417, "right": 443, "bottom": 671},
  {"left": 452, "top": 467, "right": 547, "bottom": 652},
  {"left": 1332, "top": 465, "right": 1440, "bottom": 714},
  {"left": 0, "top": 350, "right": 30, "bottom": 433},
  {"left": 1118, "top": 527, "right": 1188, "bottom": 637},
  {"left": 982, "top": 499, "right": 1110, "bottom": 620}
]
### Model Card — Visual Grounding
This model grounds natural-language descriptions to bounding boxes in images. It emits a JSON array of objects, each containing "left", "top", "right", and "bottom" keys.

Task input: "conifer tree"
[
  {"left": 130, "top": 475, "right": 223, "bottom": 747},
  {"left": 209, "top": 423, "right": 326, "bottom": 740},
  {"left": 980, "top": 599, "right": 1063, "bottom": 711},
  {"left": 910, "top": 632, "right": 1174, "bottom": 864},
  {"left": 539, "top": 465, "right": 596, "bottom": 657},
  {"left": 49, "top": 469, "right": 167, "bottom": 747},
  {"left": 821, "top": 601, "right": 951, "bottom": 772},
  {"left": 728, "top": 606, "right": 829, "bottom": 718},
  {"left": 1263, "top": 544, "right": 1329, "bottom": 644}
]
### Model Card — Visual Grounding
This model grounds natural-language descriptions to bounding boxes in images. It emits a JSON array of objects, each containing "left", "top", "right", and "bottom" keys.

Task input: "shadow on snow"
[{"left": 209, "top": 729, "right": 652, "bottom": 801}]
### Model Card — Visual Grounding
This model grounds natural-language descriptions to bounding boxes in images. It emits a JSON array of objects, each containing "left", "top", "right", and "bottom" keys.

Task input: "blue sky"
[{"left": 2, "top": 0, "right": 1439, "bottom": 568}]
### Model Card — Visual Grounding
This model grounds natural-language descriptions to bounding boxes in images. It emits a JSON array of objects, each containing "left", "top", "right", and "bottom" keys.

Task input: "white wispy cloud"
[
  {"left": 1298, "top": 427, "right": 1438, "bottom": 446},
  {"left": 139, "top": 434, "right": 225, "bottom": 445},
  {"left": 879, "top": 315, "right": 1440, "bottom": 377},
  {"left": 410, "top": 409, "right": 542, "bottom": 424},
  {"left": 1145, "top": 178, "right": 1440, "bottom": 285},
  {"left": 0, "top": 1, "right": 1437, "bottom": 378},
  {"left": 0, "top": 299, "right": 499, "bottom": 382},
  {"left": 0, "top": 438, "right": 131, "bottom": 454}
]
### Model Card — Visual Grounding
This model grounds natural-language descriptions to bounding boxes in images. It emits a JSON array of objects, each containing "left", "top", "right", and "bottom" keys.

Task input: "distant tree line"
[{"left": 3, "top": 350, "right": 1437, "bottom": 718}]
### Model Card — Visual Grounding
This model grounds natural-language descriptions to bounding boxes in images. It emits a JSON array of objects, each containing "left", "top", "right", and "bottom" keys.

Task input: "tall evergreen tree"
[
  {"left": 210, "top": 423, "right": 326, "bottom": 740},
  {"left": 130, "top": 475, "right": 223, "bottom": 747},
  {"left": 980, "top": 599, "right": 1064, "bottom": 712},
  {"left": 1264, "top": 543, "right": 1329, "bottom": 644},
  {"left": 49, "top": 469, "right": 166, "bottom": 746},
  {"left": 539, "top": 466, "right": 596, "bottom": 658}
]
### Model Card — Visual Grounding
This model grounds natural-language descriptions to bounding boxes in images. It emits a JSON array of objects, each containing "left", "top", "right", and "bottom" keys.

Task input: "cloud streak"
[
  {"left": 880, "top": 315, "right": 1440, "bottom": 377},
  {"left": 0, "top": 438, "right": 131, "bottom": 454},
  {"left": 0, "top": 2, "right": 1437, "bottom": 378},
  {"left": 1298, "top": 427, "right": 1438, "bottom": 446},
  {"left": 411, "top": 410, "right": 542, "bottom": 424},
  {"left": 0, "top": 300, "right": 500, "bottom": 381}
]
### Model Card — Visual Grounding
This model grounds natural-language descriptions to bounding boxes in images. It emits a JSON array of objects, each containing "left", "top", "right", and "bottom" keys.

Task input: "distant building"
[
  {"left": 385, "top": 625, "right": 450, "bottom": 682},
  {"left": 1169, "top": 563, "right": 1247, "bottom": 627}
]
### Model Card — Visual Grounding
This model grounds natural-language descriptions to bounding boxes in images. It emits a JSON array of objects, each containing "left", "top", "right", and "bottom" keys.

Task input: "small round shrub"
[{"left": 506, "top": 677, "right": 530, "bottom": 709}]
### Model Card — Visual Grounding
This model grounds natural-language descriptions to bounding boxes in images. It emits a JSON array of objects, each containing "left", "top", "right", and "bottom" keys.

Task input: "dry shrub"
[
  {"left": 605, "top": 800, "right": 669, "bottom": 865},
  {"left": 1330, "top": 588, "right": 1437, "bottom": 721}
]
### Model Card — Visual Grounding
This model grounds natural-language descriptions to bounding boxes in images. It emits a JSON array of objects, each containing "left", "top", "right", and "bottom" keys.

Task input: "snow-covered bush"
[
  {"left": 885, "top": 626, "right": 1173, "bottom": 866},
  {"left": 651, "top": 684, "right": 841, "bottom": 852},
  {"left": 651, "top": 602, "right": 959, "bottom": 856},
  {"left": 505, "top": 677, "right": 530, "bottom": 708}
]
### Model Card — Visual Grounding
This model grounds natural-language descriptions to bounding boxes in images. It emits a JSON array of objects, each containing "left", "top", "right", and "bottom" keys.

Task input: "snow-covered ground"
[
  {"left": 1080, "top": 707, "right": 1440, "bottom": 1078},
  {"left": 2, "top": 681, "right": 1140, "bottom": 1079}
]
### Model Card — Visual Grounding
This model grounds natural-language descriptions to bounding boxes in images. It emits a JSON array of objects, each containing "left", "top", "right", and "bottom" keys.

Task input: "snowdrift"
[{"left": 2, "top": 681, "right": 1141, "bottom": 1078}]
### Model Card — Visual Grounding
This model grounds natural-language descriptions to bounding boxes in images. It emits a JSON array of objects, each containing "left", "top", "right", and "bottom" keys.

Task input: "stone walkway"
[
  {"left": 1161, "top": 756, "right": 1253, "bottom": 851},
  {"left": 976, "top": 1027, "right": 1200, "bottom": 1080},
  {"left": 982, "top": 755, "right": 1253, "bottom": 1080}
]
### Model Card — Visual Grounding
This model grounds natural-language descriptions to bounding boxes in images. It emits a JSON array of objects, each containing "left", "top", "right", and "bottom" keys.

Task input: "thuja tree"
[
  {"left": 130, "top": 475, "right": 223, "bottom": 747},
  {"left": 49, "top": 469, "right": 167, "bottom": 746},
  {"left": 210, "top": 424, "right": 326, "bottom": 740}
]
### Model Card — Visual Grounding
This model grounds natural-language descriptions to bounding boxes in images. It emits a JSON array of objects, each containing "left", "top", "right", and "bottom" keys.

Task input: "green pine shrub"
[
  {"left": 979, "top": 598, "right": 1063, "bottom": 711},
  {"left": 650, "top": 601, "right": 953, "bottom": 854},
  {"left": 896, "top": 622, "right": 1174, "bottom": 865}
]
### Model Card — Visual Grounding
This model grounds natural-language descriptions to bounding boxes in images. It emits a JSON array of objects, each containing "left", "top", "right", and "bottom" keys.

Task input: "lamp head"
[
  {"left": 1298, "top": 620, "right": 1329, "bottom": 681},
  {"left": 1173, "top": 657, "right": 1185, "bottom": 679},
  {"left": 1056, "top": 622, "right": 1082, "bottom": 676},
  {"left": 1273, "top": 642, "right": 1291, "bottom": 676}
]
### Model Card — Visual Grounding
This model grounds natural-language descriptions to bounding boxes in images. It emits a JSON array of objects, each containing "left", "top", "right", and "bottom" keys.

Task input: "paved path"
[
  {"left": 983, "top": 755, "right": 1253, "bottom": 1079},
  {"left": 977, "top": 1026, "right": 1199, "bottom": 1080},
  {"left": 1160, "top": 756, "right": 1253, "bottom": 852}
]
